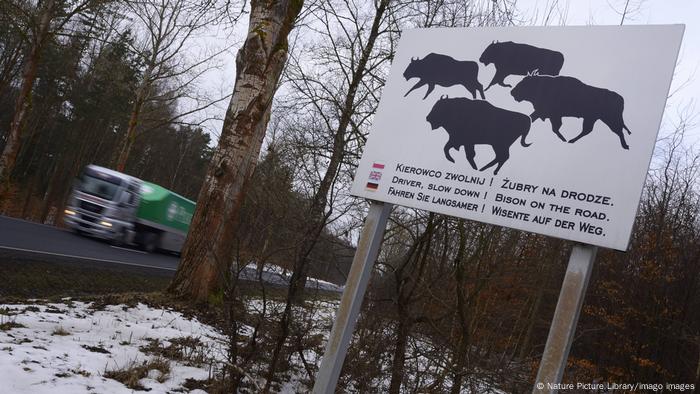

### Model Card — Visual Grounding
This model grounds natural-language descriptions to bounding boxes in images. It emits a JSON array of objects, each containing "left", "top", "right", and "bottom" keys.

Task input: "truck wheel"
[{"left": 142, "top": 232, "right": 159, "bottom": 253}]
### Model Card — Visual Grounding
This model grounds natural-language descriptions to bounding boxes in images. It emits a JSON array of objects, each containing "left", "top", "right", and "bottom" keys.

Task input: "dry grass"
[
  {"left": 0, "top": 310, "right": 24, "bottom": 331},
  {"left": 140, "top": 336, "right": 209, "bottom": 367},
  {"left": 51, "top": 326, "right": 70, "bottom": 336},
  {"left": 0, "top": 321, "right": 25, "bottom": 331},
  {"left": 104, "top": 357, "right": 171, "bottom": 390},
  {"left": 81, "top": 344, "right": 110, "bottom": 354},
  {"left": 71, "top": 368, "right": 91, "bottom": 377}
]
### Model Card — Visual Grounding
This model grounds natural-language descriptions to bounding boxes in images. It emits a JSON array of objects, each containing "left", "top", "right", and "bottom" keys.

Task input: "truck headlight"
[
  {"left": 64, "top": 209, "right": 76, "bottom": 216},
  {"left": 99, "top": 221, "right": 112, "bottom": 227}
]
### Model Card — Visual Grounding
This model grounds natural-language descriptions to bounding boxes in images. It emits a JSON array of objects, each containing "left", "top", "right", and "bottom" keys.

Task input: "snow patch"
[{"left": 0, "top": 301, "right": 228, "bottom": 393}]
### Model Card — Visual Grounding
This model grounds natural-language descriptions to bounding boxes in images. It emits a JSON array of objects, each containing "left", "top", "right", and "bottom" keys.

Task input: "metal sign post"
[
  {"left": 534, "top": 244, "right": 598, "bottom": 393},
  {"left": 313, "top": 200, "right": 392, "bottom": 394},
  {"left": 328, "top": 25, "right": 682, "bottom": 394}
]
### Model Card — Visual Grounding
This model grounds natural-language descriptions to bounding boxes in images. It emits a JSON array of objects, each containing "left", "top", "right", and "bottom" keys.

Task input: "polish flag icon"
[{"left": 366, "top": 162, "right": 385, "bottom": 191}]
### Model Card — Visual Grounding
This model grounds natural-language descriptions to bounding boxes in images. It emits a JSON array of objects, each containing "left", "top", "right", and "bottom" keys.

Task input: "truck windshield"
[{"left": 79, "top": 174, "right": 120, "bottom": 200}]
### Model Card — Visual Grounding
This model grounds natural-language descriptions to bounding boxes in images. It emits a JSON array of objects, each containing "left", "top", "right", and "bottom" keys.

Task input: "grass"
[
  {"left": 54, "top": 368, "right": 91, "bottom": 378},
  {"left": 0, "top": 321, "right": 25, "bottom": 331},
  {"left": 81, "top": 344, "right": 110, "bottom": 354},
  {"left": 0, "top": 307, "right": 15, "bottom": 315},
  {"left": 0, "top": 252, "right": 340, "bottom": 305},
  {"left": 51, "top": 326, "right": 70, "bottom": 336},
  {"left": 71, "top": 368, "right": 91, "bottom": 377},
  {"left": 0, "top": 308, "right": 25, "bottom": 331},
  {"left": 104, "top": 357, "right": 171, "bottom": 390},
  {"left": 0, "top": 252, "right": 341, "bottom": 367},
  {"left": 0, "top": 257, "right": 171, "bottom": 300},
  {"left": 140, "top": 336, "right": 209, "bottom": 367}
]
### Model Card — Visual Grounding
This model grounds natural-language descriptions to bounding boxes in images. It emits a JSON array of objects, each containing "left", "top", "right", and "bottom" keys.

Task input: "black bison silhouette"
[
  {"left": 479, "top": 41, "right": 564, "bottom": 91},
  {"left": 426, "top": 96, "right": 532, "bottom": 175},
  {"left": 511, "top": 75, "right": 632, "bottom": 149},
  {"left": 404, "top": 53, "right": 485, "bottom": 100}
]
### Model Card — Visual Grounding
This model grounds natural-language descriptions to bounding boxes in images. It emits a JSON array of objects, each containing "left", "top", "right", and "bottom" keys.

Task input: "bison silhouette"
[
  {"left": 426, "top": 96, "right": 532, "bottom": 175},
  {"left": 404, "top": 53, "right": 485, "bottom": 100},
  {"left": 511, "top": 75, "right": 631, "bottom": 149},
  {"left": 479, "top": 41, "right": 564, "bottom": 91}
]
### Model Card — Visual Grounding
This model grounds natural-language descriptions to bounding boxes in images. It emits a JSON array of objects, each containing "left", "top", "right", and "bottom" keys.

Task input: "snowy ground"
[
  {"left": 0, "top": 297, "right": 341, "bottom": 393},
  {"left": 0, "top": 297, "right": 505, "bottom": 393},
  {"left": 0, "top": 301, "right": 229, "bottom": 393}
]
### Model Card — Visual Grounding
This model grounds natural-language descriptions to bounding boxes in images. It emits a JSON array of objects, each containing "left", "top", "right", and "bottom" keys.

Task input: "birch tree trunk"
[{"left": 167, "top": 0, "right": 303, "bottom": 302}]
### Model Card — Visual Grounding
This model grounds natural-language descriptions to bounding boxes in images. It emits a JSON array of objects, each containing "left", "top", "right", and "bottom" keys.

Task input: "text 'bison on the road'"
[
  {"left": 511, "top": 75, "right": 632, "bottom": 149},
  {"left": 479, "top": 41, "right": 564, "bottom": 91},
  {"left": 426, "top": 97, "right": 532, "bottom": 175},
  {"left": 404, "top": 53, "right": 485, "bottom": 100}
]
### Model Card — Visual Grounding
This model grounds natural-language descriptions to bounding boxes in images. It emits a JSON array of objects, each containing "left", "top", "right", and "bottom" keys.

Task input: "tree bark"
[
  {"left": 386, "top": 215, "right": 435, "bottom": 394},
  {"left": 450, "top": 220, "right": 469, "bottom": 394},
  {"left": 114, "top": 46, "right": 157, "bottom": 171},
  {"left": 518, "top": 242, "right": 556, "bottom": 360},
  {"left": 695, "top": 341, "right": 700, "bottom": 390},
  {"left": 388, "top": 316, "right": 410, "bottom": 394},
  {"left": 114, "top": 88, "right": 147, "bottom": 171},
  {"left": 167, "top": 0, "right": 303, "bottom": 302},
  {"left": 0, "top": 0, "right": 55, "bottom": 189}
]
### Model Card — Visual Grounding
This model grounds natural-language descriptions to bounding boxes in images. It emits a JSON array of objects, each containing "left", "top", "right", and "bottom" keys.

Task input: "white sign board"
[{"left": 351, "top": 25, "right": 684, "bottom": 250}]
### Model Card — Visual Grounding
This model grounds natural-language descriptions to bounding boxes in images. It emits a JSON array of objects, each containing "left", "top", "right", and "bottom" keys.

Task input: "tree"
[
  {"left": 0, "top": 8, "right": 25, "bottom": 97},
  {"left": 2, "top": 24, "right": 142, "bottom": 219},
  {"left": 0, "top": 0, "right": 104, "bottom": 190},
  {"left": 168, "top": 0, "right": 304, "bottom": 302},
  {"left": 572, "top": 121, "right": 700, "bottom": 383},
  {"left": 111, "top": 0, "right": 225, "bottom": 171},
  {"left": 260, "top": 0, "right": 397, "bottom": 387},
  {"left": 128, "top": 124, "right": 212, "bottom": 199}
]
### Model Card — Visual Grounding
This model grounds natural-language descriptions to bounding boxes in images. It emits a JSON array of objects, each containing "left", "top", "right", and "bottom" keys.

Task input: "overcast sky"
[
  {"left": 520, "top": 0, "right": 699, "bottom": 140},
  {"left": 195, "top": 0, "right": 699, "bottom": 143}
]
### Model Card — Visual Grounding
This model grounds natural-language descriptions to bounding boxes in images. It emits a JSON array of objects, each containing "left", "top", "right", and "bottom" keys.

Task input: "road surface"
[
  {"left": 0, "top": 215, "right": 179, "bottom": 272},
  {"left": 0, "top": 215, "right": 344, "bottom": 292}
]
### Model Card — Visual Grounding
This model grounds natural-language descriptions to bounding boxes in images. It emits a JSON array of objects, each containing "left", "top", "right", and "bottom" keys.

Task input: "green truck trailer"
[{"left": 63, "top": 164, "right": 195, "bottom": 253}]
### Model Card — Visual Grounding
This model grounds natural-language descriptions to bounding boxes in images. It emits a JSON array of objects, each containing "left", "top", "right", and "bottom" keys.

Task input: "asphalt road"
[
  {"left": 0, "top": 215, "right": 344, "bottom": 292},
  {"left": 0, "top": 215, "right": 179, "bottom": 272}
]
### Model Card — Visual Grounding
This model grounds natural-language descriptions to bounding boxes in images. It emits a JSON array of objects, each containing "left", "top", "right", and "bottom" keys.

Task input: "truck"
[{"left": 63, "top": 164, "right": 195, "bottom": 253}]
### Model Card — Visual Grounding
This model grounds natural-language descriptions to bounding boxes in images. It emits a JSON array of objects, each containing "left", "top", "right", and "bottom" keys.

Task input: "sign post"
[
  {"left": 313, "top": 25, "right": 683, "bottom": 393},
  {"left": 534, "top": 244, "right": 598, "bottom": 392},
  {"left": 313, "top": 201, "right": 392, "bottom": 394}
]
